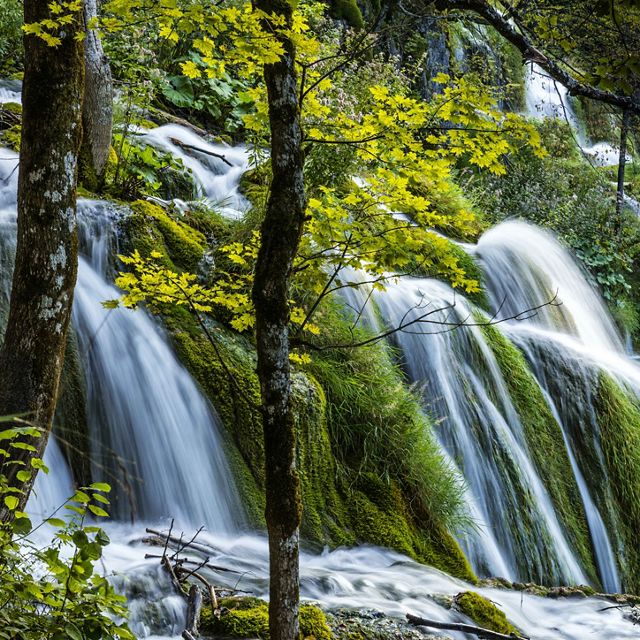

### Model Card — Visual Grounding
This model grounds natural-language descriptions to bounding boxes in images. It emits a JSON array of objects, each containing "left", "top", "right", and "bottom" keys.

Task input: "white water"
[{"left": 142, "top": 124, "right": 251, "bottom": 218}]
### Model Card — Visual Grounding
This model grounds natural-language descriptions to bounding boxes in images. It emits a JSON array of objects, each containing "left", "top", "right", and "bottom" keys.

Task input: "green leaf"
[
  {"left": 64, "top": 623, "right": 83, "bottom": 640},
  {"left": 89, "top": 482, "right": 111, "bottom": 492},
  {"left": 46, "top": 518, "right": 67, "bottom": 528},
  {"left": 88, "top": 504, "right": 109, "bottom": 518},
  {"left": 4, "top": 496, "right": 18, "bottom": 510}
]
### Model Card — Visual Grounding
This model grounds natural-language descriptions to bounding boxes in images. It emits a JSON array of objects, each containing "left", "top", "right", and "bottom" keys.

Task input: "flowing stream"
[{"left": 1, "top": 119, "right": 639, "bottom": 637}]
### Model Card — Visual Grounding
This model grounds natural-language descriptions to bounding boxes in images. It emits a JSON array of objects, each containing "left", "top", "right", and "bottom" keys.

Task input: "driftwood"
[
  {"left": 182, "top": 584, "right": 203, "bottom": 640},
  {"left": 406, "top": 613, "right": 529, "bottom": 640},
  {"left": 168, "top": 137, "right": 233, "bottom": 167},
  {"left": 145, "top": 553, "right": 238, "bottom": 574}
]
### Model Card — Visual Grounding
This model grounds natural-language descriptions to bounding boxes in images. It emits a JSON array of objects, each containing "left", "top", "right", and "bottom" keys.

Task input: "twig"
[
  {"left": 406, "top": 613, "right": 528, "bottom": 640},
  {"left": 169, "top": 138, "right": 233, "bottom": 167}
]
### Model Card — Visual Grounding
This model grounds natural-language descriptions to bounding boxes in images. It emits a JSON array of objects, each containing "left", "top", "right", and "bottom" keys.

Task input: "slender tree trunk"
[
  {"left": 251, "top": 1, "right": 306, "bottom": 638},
  {"left": 615, "top": 108, "right": 631, "bottom": 233},
  {"left": 0, "top": 0, "right": 84, "bottom": 515},
  {"left": 80, "top": 0, "right": 113, "bottom": 190}
]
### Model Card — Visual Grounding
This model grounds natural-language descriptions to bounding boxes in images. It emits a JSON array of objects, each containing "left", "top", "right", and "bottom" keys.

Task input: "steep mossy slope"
[
  {"left": 595, "top": 373, "right": 640, "bottom": 593},
  {"left": 118, "top": 199, "right": 475, "bottom": 581},
  {"left": 480, "top": 323, "right": 598, "bottom": 585}
]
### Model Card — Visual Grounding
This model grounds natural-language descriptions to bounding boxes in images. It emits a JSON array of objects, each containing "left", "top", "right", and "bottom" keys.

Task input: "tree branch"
[{"left": 432, "top": 0, "right": 640, "bottom": 113}]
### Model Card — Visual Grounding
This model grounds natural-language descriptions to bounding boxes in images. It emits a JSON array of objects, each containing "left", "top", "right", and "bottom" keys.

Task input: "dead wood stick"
[
  {"left": 176, "top": 566, "right": 219, "bottom": 611},
  {"left": 145, "top": 553, "right": 238, "bottom": 574},
  {"left": 406, "top": 613, "right": 528, "bottom": 640},
  {"left": 182, "top": 584, "right": 203, "bottom": 640},
  {"left": 161, "top": 555, "right": 187, "bottom": 600},
  {"left": 145, "top": 528, "right": 219, "bottom": 557},
  {"left": 169, "top": 137, "right": 233, "bottom": 166}
]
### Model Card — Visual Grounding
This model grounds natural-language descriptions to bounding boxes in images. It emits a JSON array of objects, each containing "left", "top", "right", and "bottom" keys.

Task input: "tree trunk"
[
  {"left": 79, "top": 0, "right": 113, "bottom": 191},
  {"left": 615, "top": 108, "right": 631, "bottom": 233},
  {"left": 251, "top": 1, "right": 306, "bottom": 639},
  {"left": 0, "top": 0, "right": 84, "bottom": 515}
]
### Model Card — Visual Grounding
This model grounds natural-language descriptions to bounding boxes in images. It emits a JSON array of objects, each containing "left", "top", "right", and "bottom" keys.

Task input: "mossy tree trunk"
[
  {"left": 251, "top": 0, "right": 306, "bottom": 638},
  {"left": 0, "top": 0, "right": 84, "bottom": 516},
  {"left": 79, "top": 0, "right": 113, "bottom": 190}
]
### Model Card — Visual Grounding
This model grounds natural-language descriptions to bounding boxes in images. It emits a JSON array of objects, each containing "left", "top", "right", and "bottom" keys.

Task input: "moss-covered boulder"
[
  {"left": 200, "top": 597, "right": 332, "bottom": 640},
  {"left": 454, "top": 591, "right": 518, "bottom": 635},
  {"left": 120, "top": 200, "right": 206, "bottom": 271}
]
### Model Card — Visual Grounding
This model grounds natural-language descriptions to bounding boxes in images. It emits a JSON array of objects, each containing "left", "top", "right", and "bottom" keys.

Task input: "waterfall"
[
  {"left": 73, "top": 200, "right": 243, "bottom": 529},
  {"left": 0, "top": 139, "right": 243, "bottom": 531},
  {"left": 2, "top": 118, "right": 640, "bottom": 637},
  {"left": 372, "top": 277, "right": 588, "bottom": 586}
]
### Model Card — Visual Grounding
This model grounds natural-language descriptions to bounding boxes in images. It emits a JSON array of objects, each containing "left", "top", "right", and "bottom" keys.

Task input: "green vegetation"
[
  {"left": 200, "top": 597, "right": 332, "bottom": 639},
  {"left": 455, "top": 591, "right": 518, "bottom": 634},
  {"left": 0, "top": 428, "right": 132, "bottom": 639},
  {"left": 0, "top": 0, "right": 22, "bottom": 73},
  {"left": 595, "top": 373, "right": 640, "bottom": 593}
]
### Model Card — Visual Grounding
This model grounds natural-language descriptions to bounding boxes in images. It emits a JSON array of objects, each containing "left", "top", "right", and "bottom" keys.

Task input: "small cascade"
[
  {"left": 142, "top": 124, "right": 251, "bottom": 218},
  {"left": 476, "top": 220, "right": 622, "bottom": 353},
  {"left": 0, "top": 79, "right": 21, "bottom": 104},
  {"left": 72, "top": 200, "right": 244, "bottom": 529},
  {"left": 524, "top": 63, "right": 624, "bottom": 167}
]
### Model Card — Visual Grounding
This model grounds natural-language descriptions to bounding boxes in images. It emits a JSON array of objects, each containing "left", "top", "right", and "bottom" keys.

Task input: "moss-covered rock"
[
  {"left": 200, "top": 597, "right": 332, "bottom": 640},
  {"left": 480, "top": 322, "right": 598, "bottom": 585},
  {"left": 454, "top": 591, "right": 517, "bottom": 634},
  {"left": 328, "top": 0, "right": 364, "bottom": 29},
  {"left": 0, "top": 124, "right": 21, "bottom": 151},
  {"left": 121, "top": 200, "right": 206, "bottom": 271},
  {"left": 118, "top": 201, "right": 476, "bottom": 580}
]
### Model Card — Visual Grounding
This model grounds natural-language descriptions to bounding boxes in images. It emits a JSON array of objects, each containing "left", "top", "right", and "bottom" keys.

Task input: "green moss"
[
  {"left": 595, "top": 373, "right": 640, "bottom": 593},
  {"left": 0, "top": 124, "right": 20, "bottom": 151},
  {"left": 54, "top": 329, "right": 91, "bottom": 487},
  {"left": 329, "top": 0, "right": 364, "bottom": 28},
  {"left": 1, "top": 101, "right": 21, "bottom": 116},
  {"left": 480, "top": 321, "right": 598, "bottom": 585},
  {"left": 200, "top": 597, "right": 332, "bottom": 640},
  {"left": 126, "top": 200, "right": 206, "bottom": 271},
  {"left": 447, "top": 243, "right": 488, "bottom": 309},
  {"left": 455, "top": 591, "right": 517, "bottom": 634}
]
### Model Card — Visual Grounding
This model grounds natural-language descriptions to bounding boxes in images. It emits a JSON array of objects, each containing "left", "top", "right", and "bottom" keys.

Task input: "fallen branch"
[
  {"left": 182, "top": 584, "right": 203, "bottom": 640},
  {"left": 145, "top": 528, "right": 221, "bottom": 558},
  {"left": 144, "top": 552, "right": 238, "bottom": 574},
  {"left": 406, "top": 613, "right": 528, "bottom": 640},
  {"left": 148, "top": 106, "right": 211, "bottom": 139},
  {"left": 169, "top": 137, "right": 233, "bottom": 167}
]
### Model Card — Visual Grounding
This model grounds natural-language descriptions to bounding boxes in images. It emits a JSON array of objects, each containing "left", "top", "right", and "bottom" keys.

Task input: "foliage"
[
  {"left": 0, "top": 424, "right": 131, "bottom": 640},
  {"left": 0, "top": 0, "right": 23, "bottom": 73},
  {"left": 470, "top": 118, "right": 640, "bottom": 324}
]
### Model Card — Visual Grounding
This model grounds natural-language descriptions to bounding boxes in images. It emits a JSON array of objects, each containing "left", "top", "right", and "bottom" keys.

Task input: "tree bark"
[
  {"left": 79, "top": 0, "right": 113, "bottom": 190},
  {"left": 0, "top": 0, "right": 84, "bottom": 515},
  {"left": 615, "top": 108, "right": 631, "bottom": 232},
  {"left": 250, "top": 1, "right": 307, "bottom": 639}
]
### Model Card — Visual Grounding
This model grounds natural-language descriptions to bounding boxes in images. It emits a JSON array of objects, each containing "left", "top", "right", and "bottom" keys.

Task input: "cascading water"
[
  {"left": 73, "top": 200, "right": 243, "bottom": 529},
  {"left": 524, "top": 63, "right": 625, "bottom": 167},
  {"left": 2, "top": 116, "right": 640, "bottom": 637},
  {"left": 371, "top": 277, "right": 588, "bottom": 586}
]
